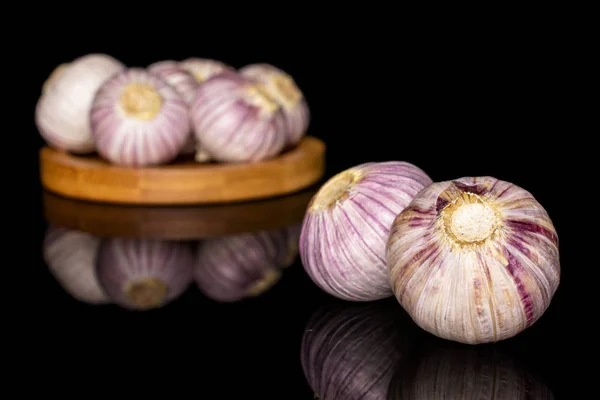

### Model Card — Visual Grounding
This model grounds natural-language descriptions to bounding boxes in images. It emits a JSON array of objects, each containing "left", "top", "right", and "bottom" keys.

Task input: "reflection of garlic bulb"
[
  {"left": 388, "top": 344, "right": 554, "bottom": 399},
  {"left": 387, "top": 176, "right": 560, "bottom": 344},
  {"left": 43, "top": 226, "right": 109, "bottom": 304}
]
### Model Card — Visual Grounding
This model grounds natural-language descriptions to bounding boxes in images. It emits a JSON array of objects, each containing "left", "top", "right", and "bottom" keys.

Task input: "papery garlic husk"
[
  {"left": 35, "top": 53, "right": 124, "bottom": 153},
  {"left": 387, "top": 343, "right": 554, "bottom": 399},
  {"left": 300, "top": 162, "right": 433, "bottom": 301},
  {"left": 190, "top": 71, "right": 287, "bottom": 162},
  {"left": 42, "top": 226, "right": 109, "bottom": 304},
  {"left": 193, "top": 229, "right": 292, "bottom": 302},
  {"left": 148, "top": 60, "right": 199, "bottom": 156},
  {"left": 96, "top": 238, "right": 193, "bottom": 310},
  {"left": 239, "top": 63, "right": 309, "bottom": 147},
  {"left": 301, "top": 301, "right": 412, "bottom": 400},
  {"left": 180, "top": 58, "right": 234, "bottom": 83},
  {"left": 386, "top": 176, "right": 560, "bottom": 344},
  {"left": 90, "top": 68, "right": 190, "bottom": 166}
]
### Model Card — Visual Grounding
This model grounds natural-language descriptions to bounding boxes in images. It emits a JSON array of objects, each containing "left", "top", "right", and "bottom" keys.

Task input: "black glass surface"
[{"left": 30, "top": 37, "right": 575, "bottom": 398}]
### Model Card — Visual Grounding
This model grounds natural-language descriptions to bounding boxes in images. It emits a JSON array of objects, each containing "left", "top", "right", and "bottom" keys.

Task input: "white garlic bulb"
[
  {"left": 35, "top": 54, "right": 125, "bottom": 153},
  {"left": 386, "top": 176, "right": 560, "bottom": 344}
]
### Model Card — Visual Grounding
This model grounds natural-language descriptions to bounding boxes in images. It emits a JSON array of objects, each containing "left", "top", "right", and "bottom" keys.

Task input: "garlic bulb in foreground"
[
  {"left": 300, "top": 162, "right": 432, "bottom": 301},
  {"left": 96, "top": 238, "right": 193, "bottom": 310},
  {"left": 91, "top": 68, "right": 190, "bottom": 166},
  {"left": 180, "top": 58, "right": 233, "bottom": 83},
  {"left": 386, "top": 176, "right": 560, "bottom": 344},
  {"left": 301, "top": 302, "right": 412, "bottom": 400},
  {"left": 388, "top": 344, "right": 554, "bottom": 399},
  {"left": 190, "top": 71, "right": 287, "bottom": 162},
  {"left": 193, "top": 229, "right": 292, "bottom": 302},
  {"left": 35, "top": 53, "right": 124, "bottom": 153},
  {"left": 240, "top": 63, "right": 309, "bottom": 147},
  {"left": 42, "top": 226, "right": 109, "bottom": 304},
  {"left": 148, "top": 60, "right": 200, "bottom": 156}
]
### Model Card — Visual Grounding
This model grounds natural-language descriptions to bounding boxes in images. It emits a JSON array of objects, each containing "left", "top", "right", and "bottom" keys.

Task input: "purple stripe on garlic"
[
  {"left": 90, "top": 68, "right": 191, "bottom": 166},
  {"left": 300, "top": 162, "right": 433, "bottom": 301},
  {"left": 43, "top": 226, "right": 109, "bottom": 304},
  {"left": 190, "top": 71, "right": 287, "bottom": 162},
  {"left": 35, "top": 54, "right": 125, "bottom": 153},
  {"left": 193, "top": 229, "right": 292, "bottom": 302},
  {"left": 180, "top": 58, "right": 234, "bottom": 83},
  {"left": 386, "top": 176, "right": 560, "bottom": 344},
  {"left": 96, "top": 238, "right": 193, "bottom": 310},
  {"left": 239, "top": 63, "right": 309, "bottom": 147}
]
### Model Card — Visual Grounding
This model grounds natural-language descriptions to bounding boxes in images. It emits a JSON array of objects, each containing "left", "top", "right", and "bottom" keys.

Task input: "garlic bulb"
[
  {"left": 386, "top": 176, "right": 560, "bottom": 344},
  {"left": 300, "top": 161, "right": 432, "bottom": 301},
  {"left": 35, "top": 53, "right": 124, "bottom": 153},
  {"left": 301, "top": 301, "right": 412, "bottom": 400},
  {"left": 280, "top": 223, "right": 301, "bottom": 268},
  {"left": 42, "top": 226, "right": 109, "bottom": 304},
  {"left": 96, "top": 238, "right": 193, "bottom": 310},
  {"left": 91, "top": 68, "right": 191, "bottom": 166},
  {"left": 180, "top": 58, "right": 233, "bottom": 83},
  {"left": 190, "top": 71, "right": 287, "bottom": 162},
  {"left": 239, "top": 63, "right": 309, "bottom": 147},
  {"left": 147, "top": 60, "right": 199, "bottom": 156},
  {"left": 388, "top": 344, "right": 554, "bottom": 399},
  {"left": 193, "top": 229, "right": 292, "bottom": 302}
]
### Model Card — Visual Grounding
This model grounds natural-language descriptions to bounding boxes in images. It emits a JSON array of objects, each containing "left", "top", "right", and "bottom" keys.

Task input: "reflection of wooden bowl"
[
  {"left": 40, "top": 136, "right": 325, "bottom": 205},
  {"left": 42, "top": 186, "right": 318, "bottom": 239}
]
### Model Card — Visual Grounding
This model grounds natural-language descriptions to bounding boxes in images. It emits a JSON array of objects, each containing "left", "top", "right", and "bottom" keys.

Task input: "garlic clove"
[
  {"left": 96, "top": 238, "right": 193, "bottom": 310},
  {"left": 300, "top": 161, "right": 433, "bottom": 301},
  {"left": 35, "top": 53, "right": 125, "bottom": 154},
  {"left": 386, "top": 176, "right": 560, "bottom": 344},
  {"left": 90, "top": 68, "right": 191, "bottom": 166},
  {"left": 239, "top": 63, "right": 310, "bottom": 148},
  {"left": 43, "top": 226, "right": 109, "bottom": 304}
]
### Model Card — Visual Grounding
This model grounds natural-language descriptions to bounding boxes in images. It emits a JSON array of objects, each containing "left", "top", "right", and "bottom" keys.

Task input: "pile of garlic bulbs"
[
  {"left": 35, "top": 54, "right": 309, "bottom": 167},
  {"left": 300, "top": 164, "right": 560, "bottom": 345}
]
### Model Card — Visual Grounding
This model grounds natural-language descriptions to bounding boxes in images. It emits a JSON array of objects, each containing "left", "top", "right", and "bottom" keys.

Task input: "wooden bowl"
[{"left": 40, "top": 136, "right": 325, "bottom": 205}]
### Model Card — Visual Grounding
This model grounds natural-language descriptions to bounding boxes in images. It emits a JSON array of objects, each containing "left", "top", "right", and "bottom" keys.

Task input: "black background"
[{"left": 27, "top": 17, "right": 578, "bottom": 398}]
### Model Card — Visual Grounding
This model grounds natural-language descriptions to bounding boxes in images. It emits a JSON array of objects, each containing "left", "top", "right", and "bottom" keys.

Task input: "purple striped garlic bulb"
[
  {"left": 301, "top": 302, "right": 412, "bottom": 400},
  {"left": 386, "top": 176, "right": 560, "bottom": 344},
  {"left": 35, "top": 53, "right": 124, "bottom": 153},
  {"left": 148, "top": 60, "right": 200, "bottom": 156},
  {"left": 239, "top": 63, "right": 309, "bottom": 147},
  {"left": 300, "top": 161, "right": 433, "bottom": 301},
  {"left": 190, "top": 71, "right": 288, "bottom": 162},
  {"left": 42, "top": 226, "right": 109, "bottom": 304},
  {"left": 193, "top": 229, "right": 292, "bottom": 302},
  {"left": 90, "top": 68, "right": 190, "bottom": 166},
  {"left": 96, "top": 238, "right": 193, "bottom": 310},
  {"left": 180, "top": 58, "right": 233, "bottom": 83}
]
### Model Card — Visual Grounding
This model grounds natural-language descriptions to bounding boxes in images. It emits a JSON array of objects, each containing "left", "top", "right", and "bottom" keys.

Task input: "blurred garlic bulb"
[
  {"left": 240, "top": 63, "right": 309, "bottom": 147},
  {"left": 91, "top": 68, "right": 190, "bottom": 166},
  {"left": 43, "top": 226, "right": 108, "bottom": 304},
  {"left": 190, "top": 71, "right": 287, "bottom": 162},
  {"left": 387, "top": 176, "right": 560, "bottom": 344},
  {"left": 96, "top": 238, "right": 193, "bottom": 310},
  {"left": 193, "top": 229, "right": 292, "bottom": 302},
  {"left": 300, "top": 162, "right": 432, "bottom": 301},
  {"left": 35, "top": 53, "right": 124, "bottom": 153},
  {"left": 279, "top": 223, "right": 301, "bottom": 268},
  {"left": 301, "top": 301, "right": 412, "bottom": 400},
  {"left": 180, "top": 58, "right": 233, "bottom": 83},
  {"left": 388, "top": 344, "right": 554, "bottom": 399}
]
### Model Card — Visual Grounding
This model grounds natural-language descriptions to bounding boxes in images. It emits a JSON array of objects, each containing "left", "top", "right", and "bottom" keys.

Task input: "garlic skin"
[
  {"left": 148, "top": 60, "right": 199, "bottom": 156},
  {"left": 239, "top": 63, "right": 309, "bottom": 147},
  {"left": 180, "top": 58, "right": 233, "bottom": 83},
  {"left": 190, "top": 71, "right": 287, "bottom": 162},
  {"left": 193, "top": 229, "right": 292, "bottom": 302},
  {"left": 386, "top": 176, "right": 560, "bottom": 344},
  {"left": 96, "top": 238, "right": 193, "bottom": 310},
  {"left": 91, "top": 68, "right": 190, "bottom": 166},
  {"left": 300, "top": 162, "right": 432, "bottom": 301},
  {"left": 35, "top": 53, "right": 124, "bottom": 153},
  {"left": 42, "top": 226, "right": 109, "bottom": 304}
]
